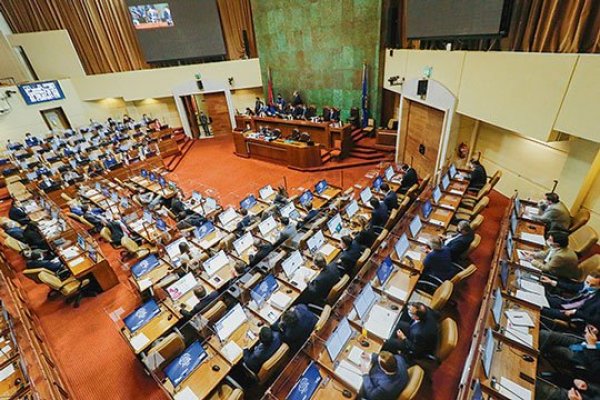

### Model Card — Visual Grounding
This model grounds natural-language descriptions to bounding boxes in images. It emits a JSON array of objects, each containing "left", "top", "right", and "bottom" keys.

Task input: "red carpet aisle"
[{"left": 0, "top": 135, "right": 507, "bottom": 399}]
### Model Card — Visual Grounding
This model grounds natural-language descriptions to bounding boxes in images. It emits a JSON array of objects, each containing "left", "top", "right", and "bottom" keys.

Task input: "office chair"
[
  {"left": 313, "top": 305, "right": 332, "bottom": 334},
  {"left": 68, "top": 212, "right": 95, "bottom": 231},
  {"left": 454, "top": 197, "right": 489, "bottom": 222},
  {"left": 398, "top": 365, "right": 425, "bottom": 400},
  {"left": 208, "top": 377, "right": 244, "bottom": 400},
  {"left": 60, "top": 193, "right": 74, "bottom": 202},
  {"left": 385, "top": 208, "right": 399, "bottom": 231},
  {"left": 459, "top": 233, "right": 481, "bottom": 261},
  {"left": 372, "top": 229, "right": 389, "bottom": 251},
  {"left": 296, "top": 230, "right": 314, "bottom": 250},
  {"left": 243, "top": 343, "right": 290, "bottom": 385},
  {"left": 417, "top": 318, "right": 458, "bottom": 375},
  {"left": 35, "top": 268, "right": 91, "bottom": 308},
  {"left": 398, "top": 184, "right": 419, "bottom": 201},
  {"left": 417, "top": 174, "right": 431, "bottom": 194},
  {"left": 142, "top": 331, "right": 185, "bottom": 372},
  {"left": 3, "top": 236, "right": 30, "bottom": 254},
  {"left": 410, "top": 280, "right": 454, "bottom": 312},
  {"left": 353, "top": 248, "right": 371, "bottom": 275},
  {"left": 569, "top": 209, "right": 591, "bottom": 233},
  {"left": 120, "top": 236, "right": 154, "bottom": 262},
  {"left": 577, "top": 254, "right": 600, "bottom": 281},
  {"left": 326, "top": 274, "right": 349, "bottom": 304},
  {"left": 461, "top": 183, "right": 491, "bottom": 208},
  {"left": 202, "top": 300, "right": 227, "bottom": 324},
  {"left": 99, "top": 227, "right": 113, "bottom": 244},
  {"left": 217, "top": 233, "right": 236, "bottom": 252},
  {"left": 569, "top": 226, "right": 598, "bottom": 257}
]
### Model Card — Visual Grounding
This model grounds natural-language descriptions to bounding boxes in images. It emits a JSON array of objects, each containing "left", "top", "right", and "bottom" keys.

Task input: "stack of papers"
[
  {"left": 505, "top": 310, "right": 534, "bottom": 327},
  {"left": 130, "top": 333, "right": 150, "bottom": 352},
  {"left": 347, "top": 346, "right": 365, "bottom": 366},
  {"left": 364, "top": 305, "right": 399, "bottom": 339},
  {"left": 505, "top": 323, "right": 533, "bottom": 347},
  {"left": 221, "top": 341, "right": 243, "bottom": 364},
  {"left": 499, "top": 377, "right": 532, "bottom": 400},
  {"left": 61, "top": 246, "right": 80, "bottom": 259},
  {"left": 387, "top": 286, "right": 408, "bottom": 301},
  {"left": 320, "top": 243, "right": 336, "bottom": 256},
  {"left": 174, "top": 387, "right": 199, "bottom": 400},
  {"left": 429, "top": 219, "right": 444, "bottom": 226},
  {"left": 519, "top": 279, "right": 545, "bottom": 296},
  {"left": 515, "top": 290, "right": 549, "bottom": 308},
  {"left": 406, "top": 250, "right": 423, "bottom": 261},
  {"left": 334, "top": 360, "right": 363, "bottom": 391},
  {"left": 70, "top": 257, "right": 86, "bottom": 267},
  {"left": 270, "top": 292, "right": 292, "bottom": 310}
]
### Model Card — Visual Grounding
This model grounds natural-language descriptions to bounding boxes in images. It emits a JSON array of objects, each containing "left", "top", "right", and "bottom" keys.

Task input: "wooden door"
[
  {"left": 402, "top": 100, "right": 444, "bottom": 178},
  {"left": 203, "top": 92, "right": 232, "bottom": 135},
  {"left": 40, "top": 107, "right": 71, "bottom": 131}
]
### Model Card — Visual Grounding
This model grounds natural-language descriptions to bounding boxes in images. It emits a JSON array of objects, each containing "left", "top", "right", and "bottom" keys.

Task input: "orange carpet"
[{"left": 0, "top": 134, "right": 520, "bottom": 399}]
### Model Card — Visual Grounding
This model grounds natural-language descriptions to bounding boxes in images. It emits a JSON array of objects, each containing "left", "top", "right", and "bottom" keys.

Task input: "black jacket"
[
  {"left": 468, "top": 165, "right": 487, "bottom": 190},
  {"left": 404, "top": 308, "right": 440, "bottom": 357},
  {"left": 399, "top": 168, "right": 418, "bottom": 194},
  {"left": 383, "top": 191, "right": 399, "bottom": 210},
  {"left": 445, "top": 231, "right": 475, "bottom": 261},
  {"left": 9, "top": 205, "right": 30, "bottom": 225},
  {"left": 371, "top": 204, "right": 389, "bottom": 228},
  {"left": 303, "top": 263, "right": 342, "bottom": 304}
]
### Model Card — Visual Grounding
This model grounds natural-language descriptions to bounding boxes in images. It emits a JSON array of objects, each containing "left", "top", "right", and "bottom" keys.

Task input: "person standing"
[{"left": 199, "top": 112, "right": 211, "bottom": 136}]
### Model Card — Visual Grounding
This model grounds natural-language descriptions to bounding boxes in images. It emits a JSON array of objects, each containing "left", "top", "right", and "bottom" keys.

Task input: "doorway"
[
  {"left": 180, "top": 91, "right": 232, "bottom": 138},
  {"left": 402, "top": 100, "right": 444, "bottom": 178},
  {"left": 40, "top": 107, "right": 71, "bottom": 131}
]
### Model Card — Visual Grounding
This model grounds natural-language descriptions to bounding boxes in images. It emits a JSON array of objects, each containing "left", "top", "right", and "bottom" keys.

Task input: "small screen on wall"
[
  {"left": 18, "top": 81, "right": 65, "bottom": 105},
  {"left": 129, "top": 3, "right": 174, "bottom": 29}
]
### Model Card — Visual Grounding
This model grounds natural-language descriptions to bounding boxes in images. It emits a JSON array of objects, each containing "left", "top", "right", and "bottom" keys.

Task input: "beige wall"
[
  {"left": 84, "top": 97, "right": 182, "bottom": 128},
  {"left": 7, "top": 30, "right": 86, "bottom": 80},
  {"left": 0, "top": 79, "right": 88, "bottom": 142},
  {"left": 0, "top": 32, "right": 26, "bottom": 83},
  {"left": 583, "top": 170, "right": 600, "bottom": 237},
  {"left": 230, "top": 88, "right": 263, "bottom": 113}
]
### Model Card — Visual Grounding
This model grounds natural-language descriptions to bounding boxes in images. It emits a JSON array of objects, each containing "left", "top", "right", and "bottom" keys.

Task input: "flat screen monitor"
[
  {"left": 449, "top": 164, "right": 457, "bottom": 178},
  {"left": 314, "top": 180, "right": 327, "bottom": 195},
  {"left": 394, "top": 233, "right": 410, "bottom": 260},
  {"left": 354, "top": 283, "right": 377, "bottom": 321},
  {"left": 233, "top": 232, "right": 253, "bottom": 256},
  {"left": 214, "top": 304, "right": 247, "bottom": 342},
  {"left": 258, "top": 216, "right": 277, "bottom": 236},
  {"left": 441, "top": 174, "right": 450, "bottom": 190},
  {"left": 506, "top": 230, "right": 514, "bottom": 260},
  {"left": 240, "top": 195, "right": 257, "bottom": 210},
  {"left": 307, "top": 230, "right": 325, "bottom": 253},
  {"left": 166, "top": 272, "right": 197, "bottom": 301},
  {"left": 129, "top": 3, "right": 173, "bottom": 29},
  {"left": 282, "top": 250, "right": 303, "bottom": 280},
  {"left": 432, "top": 186, "right": 442, "bottom": 204},
  {"left": 77, "top": 234, "right": 86, "bottom": 251},
  {"left": 123, "top": 299, "right": 160, "bottom": 333},
  {"left": 409, "top": 215, "right": 422, "bottom": 238},
  {"left": 286, "top": 361, "right": 323, "bottom": 400},
  {"left": 500, "top": 260, "right": 509, "bottom": 290},
  {"left": 218, "top": 208, "right": 238, "bottom": 225},
  {"left": 192, "top": 190, "right": 202, "bottom": 202},
  {"left": 204, "top": 250, "right": 229, "bottom": 276},
  {"left": 259, "top": 185, "right": 275, "bottom": 200},
  {"left": 156, "top": 218, "right": 167, "bottom": 231},
  {"left": 422, "top": 200, "right": 433, "bottom": 219},
  {"left": 251, "top": 274, "right": 279, "bottom": 307},
  {"left": 510, "top": 210, "right": 518, "bottom": 236},
  {"left": 385, "top": 166, "right": 395, "bottom": 181},
  {"left": 299, "top": 190, "right": 314, "bottom": 206},
  {"left": 131, "top": 254, "right": 160, "bottom": 278},
  {"left": 376, "top": 256, "right": 394, "bottom": 286},
  {"left": 325, "top": 317, "right": 353, "bottom": 362},
  {"left": 481, "top": 328, "right": 495, "bottom": 379},
  {"left": 360, "top": 187, "right": 373, "bottom": 204},
  {"left": 514, "top": 196, "right": 521, "bottom": 216},
  {"left": 195, "top": 221, "right": 215, "bottom": 240},
  {"left": 163, "top": 341, "right": 207, "bottom": 388},
  {"left": 327, "top": 213, "right": 343, "bottom": 235},
  {"left": 491, "top": 287, "right": 503, "bottom": 327},
  {"left": 372, "top": 176, "right": 383, "bottom": 191},
  {"left": 345, "top": 200, "right": 359, "bottom": 219},
  {"left": 471, "top": 380, "right": 483, "bottom": 400}
]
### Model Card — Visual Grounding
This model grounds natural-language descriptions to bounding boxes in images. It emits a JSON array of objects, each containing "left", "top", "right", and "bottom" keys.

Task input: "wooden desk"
[
  {"left": 232, "top": 132, "right": 322, "bottom": 170},
  {"left": 122, "top": 304, "right": 179, "bottom": 354},
  {"left": 208, "top": 313, "right": 262, "bottom": 365},
  {"left": 247, "top": 280, "right": 301, "bottom": 325},
  {"left": 0, "top": 360, "right": 28, "bottom": 399}
]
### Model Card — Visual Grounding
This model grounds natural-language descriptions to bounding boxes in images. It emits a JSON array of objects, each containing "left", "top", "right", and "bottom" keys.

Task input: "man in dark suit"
[
  {"left": 106, "top": 220, "right": 126, "bottom": 244},
  {"left": 26, "top": 251, "right": 64, "bottom": 273},
  {"left": 339, "top": 235, "right": 363, "bottom": 273},
  {"left": 235, "top": 208, "right": 254, "bottom": 232},
  {"left": 443, "top": 220, "right": 475, "bottom": 262},
  {"left": 369, "top": 198, "right": 389, "bottom": 229},
  {"left": 380, "top": 183, "right": 399, "bottom": 210},
  {"left": 382, "top": 302, "right": 440, "bottom": 359},
  {"left": 272, "top": 304, "right": 317, "bottom": 350},
  {"left": 359, "top": 351, "right": 409, "bottom": 400},
  {"left": 467, "top": 159, "right": 487, "bottom": 191},
  {"left": 291, "top": 91, "right": 303, "bottom": 107},
  {"left": 9, "top": 202, "right": 30, "bottom": 225},
  {"left": 249, "top": 239, "right": 273, "bottom": 267},
  {"left": 254, "top": 97, "right": 264, "bottom": 115},
  {"left": 23, "top": 223, "right": 49, "bottom": 250},
  {"left": 540, "top": 272, "right": 600, "bottom": 326},
  {"left": 299, "top": 202, "right": 320, "bottom": 229},
  {"left": 179, "top": 286, "right": 219, "bottom": 319},
  {"left": 243, "top": 326, "right": 283, "bottom": 374},
  {"left": 399, "top": 164, "right": 418, "bottom": 194},
  {"left": 299, "top": 254, "right": 341, "bottom": 305},
  {"left": 421, "top": 237, "right": 454, "bottom": 282}
]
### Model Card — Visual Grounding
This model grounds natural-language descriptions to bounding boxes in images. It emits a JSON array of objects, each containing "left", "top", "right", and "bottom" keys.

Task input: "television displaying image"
[{"left": 129, "top": 3, "right": 173, "bottom": 29}]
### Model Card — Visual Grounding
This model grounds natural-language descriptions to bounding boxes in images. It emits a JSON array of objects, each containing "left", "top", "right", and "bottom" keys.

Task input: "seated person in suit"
[
  {"left": 179, "top": 286, "right": 219, "bottom": 319},
  {"left": 288, "top": 128, "right": 301, "bottom": 141},
  {"left": 524, "top": 230, "right": 578, "bottom": 280},
  {"left": 138, "top": 189, "right": 162, "bottom": 210},
  {"left": 22, "top": 222, "right": 49, "bottom": 251},
  {"left": 235, "top": 208, "right": 255, "bottom": 232},
  {"left": 353, "top": 216, "right": 378, "bottom": 248},
  {"left": 422, "top": 237, "right": 454, "bottom": 282},
  {"left": 249, "top": 239, "right": 273, "bottom": 267},
  {"left": 243, "top": 326, "right": 283, "bottom": 374},
  {"left": 176, "top": 213, "right": 207, "bottom": 230},
  {"left": 179, "top": 241, "right": 202, "bottom": 272},
  {"left": 272, "top": 304, "right": 317, "bottom": 350},
  {"left": 39, "top": 175, "right": 58, "bottom": 191},
  {"left": 233, "top": 260, "right": 250, "bottom": 276},
  {"left": 330, "top": 107, "right": 341, "bottom": 122},
  {"left": 9, "top": 202, "right": 31, "bottom": 226},
  {"left": 339, "top": 235, "right": 363, "bottom": 273},
  {"left": 398, "top": 164, "right": 418, "bottom": 194},
  {"left": 467, "top": 159, "right": 487, "bottom": 191},
  {"left": 369, "top": 198, "right": 389, "bottom": 229},
  {"left": 1, "top": 217, "right": 24, "bottom": 241},
  {"left": 358, "top": 351, "right": 409, "bottom": 400},
  {"left": 299, "top": 254, "right": 341, "bottom": 305},
  {"left": 298, "top": 131, "right": 311, "bottom": 143},
  {"left": 24, "top": 132, "right": 40, "bottom": 148},
  {"left": 535, "top": 323, "right": 600, "bottom": 400},
  {"left": 105, "top": 219, "right": 127, "bottom": 245},
  {"left": 299, "top": 202, "right": 320, "bottom": 228},
  {"left": 292, "top": 91, "right": 303, "bottom": 107},
  {"left": 540, "top": 272, "right": 600, "bottom": 326},
  {"left": 380, "top": 183, "right": 399, "bottom": 210},
  {"left": 382, "top": 302, "right": 440, "bottom": 359},
  {"left": 443, "top": 220, "right": 475, "bottom": 262},
  {"left": 26, "top": 251, "right": 64, "bottom": 273},
  {"left": 277, "top": 217, "right": 297, "bottom": 243},
  {"left": 169, "top": 195, "right": 190, "bottom": 220},
  {"left": 533, "top": 192, "right": 572, "bottom": 232}
]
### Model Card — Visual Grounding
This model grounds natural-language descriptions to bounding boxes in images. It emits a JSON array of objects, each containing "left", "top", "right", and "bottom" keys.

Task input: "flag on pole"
[
  {"left": 361, "top": 63, "right": 369, "bottom": 128},
  {"left": 267, "top": 67, "right": 274, "bottom": 106}
]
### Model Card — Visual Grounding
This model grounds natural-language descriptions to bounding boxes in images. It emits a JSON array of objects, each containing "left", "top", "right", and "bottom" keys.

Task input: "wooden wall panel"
[
  {"left": 403, "top": 100, "right": 444, "bottom": 178},
  {"left": 204, "top": 92, "right": 232, "bottom": 135}
]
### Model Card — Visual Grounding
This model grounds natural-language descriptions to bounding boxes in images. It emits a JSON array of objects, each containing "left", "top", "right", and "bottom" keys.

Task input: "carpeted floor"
[{"left": 2, "top": 135, "right": 510, "bottom": 400}]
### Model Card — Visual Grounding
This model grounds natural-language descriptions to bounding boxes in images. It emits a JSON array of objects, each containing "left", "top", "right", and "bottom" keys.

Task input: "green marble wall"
[{"left": 251, "top": 0, "right": 383, "bottom": 120}]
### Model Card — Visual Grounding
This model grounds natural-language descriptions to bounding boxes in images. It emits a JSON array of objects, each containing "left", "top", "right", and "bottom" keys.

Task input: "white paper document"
[
  {"left": 174, "top": 387, "right": 200, "bottom": 400},
  {"left": 520, "top": 232, "right": 545, "bottom": 246},
  {"left": 130, "top": 333, "right": 150, "bottom": 352},
  {"left": 221, "top": 341, "right": 243, "bottom": 364},
  {"left": 499, "top": 377, "right": 532, "bottom": 400},
  {"left": 0, "top": 364, "right": 15, "bottom": 380},
  {"left": 406, "top": 250, "right": 423, "bottom": 261},
  {"left": 505, "top": 325, "right": 533, "bottom": 347},
  {"left": 505, "top": 310, "right": 534, "bottom": 327},
  {"left": 519, "top": 279, "right": 545, "bottom": 295},
  {"left": 515, "top": 290, "right": 549, "bottom": 308},
  {"left": 138, "top": 278, "right": 152, "bottom": 291},
  {"left": 347, "top": 346, "right": 365, "bottom": 366},
  {"left": 320, "top": 243, "right": 336, "bottom": 256},
  {"left": 387, "top": 286, "right": 408, "bottom": 301},
  {"left": 364, "top": 305, "right": 399, "bottom": 339},
  {"left": 270, "top": 292, "right": 292, "bottom": 310},
  {"left": 335, "top": 360, "right": 363, "bottom": 391}
]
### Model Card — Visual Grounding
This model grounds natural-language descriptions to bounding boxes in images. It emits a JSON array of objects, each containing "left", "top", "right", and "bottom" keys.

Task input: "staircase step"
[
  {"left": 351, "top": 147, "right": 380, "bottom": 155},
  {"left": 349, "top": 151, "right": 388, "bottom": 160}
]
